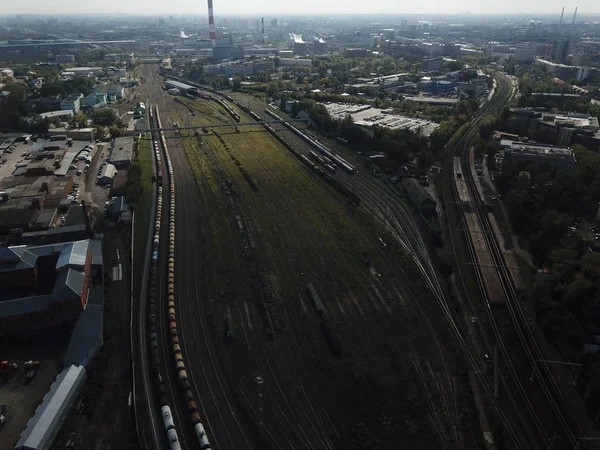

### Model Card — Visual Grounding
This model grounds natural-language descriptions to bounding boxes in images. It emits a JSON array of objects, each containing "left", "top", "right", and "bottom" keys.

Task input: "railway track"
[
  {"left": 451, "top": 73, "right": 593, "bottom": 449},
  {"left": 151, "top": 68, "right": 550, "bottom": 449},
  {"left": 153, "top": 97, "right": 253, "bottom": 450}
]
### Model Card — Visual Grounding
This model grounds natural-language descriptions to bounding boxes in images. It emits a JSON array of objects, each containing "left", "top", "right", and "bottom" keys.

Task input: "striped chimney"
[{"left": 207, "top": 0, "right": 216, "bottom": 47}]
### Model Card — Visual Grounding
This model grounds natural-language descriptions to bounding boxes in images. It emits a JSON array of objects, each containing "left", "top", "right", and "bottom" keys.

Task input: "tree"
[
  {"left": 90, "top": 109, "right": 121, "bottom": 127},
  {"left": 484, "top": 140, "right": 501, "bottom": 168},
  {"left": 4, "top": 83, "right": 26, "bottom": 102},
  {"left": 232, "top": 77, "right": 242, "bottom": 91},
  {"left": 108, "top": 125, "right": 121, "bottom": 138},
  {"left": 40, "top": 82, "right": 66, "bottom": 97},
  {"left": 69, "top": 113, "right": 87, "bottom": 129},
  {"left": 417, "top": 150, "right": 433, "bottom": 169}
]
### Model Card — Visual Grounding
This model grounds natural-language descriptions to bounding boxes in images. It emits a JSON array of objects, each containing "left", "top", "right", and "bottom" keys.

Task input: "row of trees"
[
  {"left": 495, "top": 145, "right": 600, "bottom": 344},
  {"left": 493, "top": 143, "right": 600, "bottom": 413}
]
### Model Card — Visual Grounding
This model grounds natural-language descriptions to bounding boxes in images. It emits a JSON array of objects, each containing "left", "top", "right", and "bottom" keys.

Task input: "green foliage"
[
  {"left": 69, "top": 112, "right": 87, "bottom": 129},
  {"left": 125, "top": 160, "right": 142, "bottom": 205},
  {"left": 90, "top": 108, "right": 121, "bottom": 127},
  {"left": 108, "top": 124, "right": 121, "bottom": 138},
  {"left": 497, "top": 144, "right": 600, "bottom": 358}
]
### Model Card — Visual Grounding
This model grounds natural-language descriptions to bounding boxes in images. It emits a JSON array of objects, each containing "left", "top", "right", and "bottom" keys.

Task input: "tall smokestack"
[
  {"left": 261, "top": 18, "right": 265, "bottom": 44},
  {"left": 572, "top": 7, "right": 578, "bottom": 25},
  {"left": 559, "top": 7, "right": 564, "bottom": 25},
  {"left": 207, "top": 0, "right": 216, "bottom": 47}
]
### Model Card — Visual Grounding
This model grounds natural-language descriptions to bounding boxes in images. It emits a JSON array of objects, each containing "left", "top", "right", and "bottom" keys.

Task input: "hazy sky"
[{"left": 2, "top": 0, "right": 598, "bottom": 16}]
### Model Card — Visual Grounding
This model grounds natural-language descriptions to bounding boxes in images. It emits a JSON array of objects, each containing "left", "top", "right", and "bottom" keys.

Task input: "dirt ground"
[
  {"left": 73, "top": 230, "right": 136, "bottom": 450},
  {"left": 0, "top": 332, "right": 68, "bottom": 450}
]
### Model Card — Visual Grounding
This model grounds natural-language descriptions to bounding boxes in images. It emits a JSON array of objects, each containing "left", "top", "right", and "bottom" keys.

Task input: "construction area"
[{"left": 136, "top": 65, "right": 480, "bottom": 450}]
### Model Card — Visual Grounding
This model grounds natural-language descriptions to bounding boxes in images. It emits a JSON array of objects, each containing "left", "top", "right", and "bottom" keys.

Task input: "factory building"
[
  {"left": 59, "top": 67, "right": 104, "bottom": 78},
  {"left": 343, "top": 48, "right": 372, "bottom": 58},
  {"left": 313, "top": 37, "right": 328, "bottom": 54},
  {"left": 109, "top": 137, "right": 134, "bottom": 169},
  {"left": 502, "top": 141, "right": 576, "bottom": 168},
  {"left": 0, "top": 240, "right": 96, "bottom": 334},
  {"left": 278, "top": 58, "right": 312, "bottom": 67},
  {"left": 212, "top": 44, "right": 245, "bottom": 60},
  {"left": 401, "top": 178, "right": 437, "bottom": 214},
  {"left": 14, "top": 365, "right": 87, "bottom": 450},
  {"left": 291, "top": 34, "right": 308, "bottom": 55},
  {"left": 55, "top": 54, "right": 75, "bottom": 63},
  {"left": 253, "top": 59, "right": 275, "bottom": 73}
]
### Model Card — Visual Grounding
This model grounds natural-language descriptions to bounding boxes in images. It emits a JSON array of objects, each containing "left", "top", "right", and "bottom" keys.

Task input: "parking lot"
[
  {"left": 0, "top": 141, "right": 32, "bottom": 181},
  {"left": 0, "top": 333, "right": 68, "bottom": 450}
]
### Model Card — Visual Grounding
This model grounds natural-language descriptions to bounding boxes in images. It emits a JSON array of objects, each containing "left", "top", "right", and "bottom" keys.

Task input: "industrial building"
[
  {"left": 324, "top": 103, "right": 439, "bottom": 137},
  {"left": 279, "top": 58, "right": 312, "bottom": 67},
  {"left": 0, "top": 174, "right": 74, "bottom": 232},
  {"left": 291, "top": 34, "right": 308, "bottom": 55},
  {"left": 164, "top": 80, "right": 195, "bottom": 94},
  {"left": 502, "top": 141, "right": 577, "bottom": 168},
  {"left": 38, "top": 110, "right": 73, "bottom": 121},
  {"left": 0, "top": 239, "right": 98, "bottom": 334},
  {"left": 535, "top": 59, "right": 595, "bottom": 82},
  {"left": 98, "top": 164, "right": 117, "bottom": 185},
  {"left": 401, "top": 178, "right": 437, "bottom": 214},
  {"left": 55, "top": 54, "right": 75, "bottom": 63},
  {"left": 80, "top": 92, "right": 107, "bottom": 109},
  {"left": 14, "top": 365, "right": 87, "bottom": 450},
  {"left": 63, "top": 286, "right": 104, "bottom": 368},
  {"left": 109, "top": 137, "right": 134, "bottom": 169},
  {"left": 508, "top": 108, "right": 600, "bottom": 148},
  {"left": 59, "top": 67, "right": 104, "bottom": 78},
  {"left": 212, "top": 44, "right": 245, "bottom": 60}
]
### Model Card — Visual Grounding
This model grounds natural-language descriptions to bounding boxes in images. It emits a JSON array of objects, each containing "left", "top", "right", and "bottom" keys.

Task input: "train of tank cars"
[{"left": 147, "top": 106, "right": 211, "bottom": 450}]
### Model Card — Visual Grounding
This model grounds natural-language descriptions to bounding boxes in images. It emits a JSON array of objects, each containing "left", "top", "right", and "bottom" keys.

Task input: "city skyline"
[{"left": 1, "top": 0, "right": 599, "bottom": 17}]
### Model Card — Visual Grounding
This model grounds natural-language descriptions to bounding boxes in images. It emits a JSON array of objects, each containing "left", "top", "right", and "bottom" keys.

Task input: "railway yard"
[
  {"left": 134, "top": 64, "right": 485, "bottom": 450},
  {"left": 449, "top": 74, "right": 600, "bottom": 449}
]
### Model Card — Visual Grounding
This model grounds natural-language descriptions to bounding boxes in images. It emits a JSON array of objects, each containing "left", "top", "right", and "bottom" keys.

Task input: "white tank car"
[
  {"left": 194, "top": 423, "right": 212, "bottom": 450},
  {"left": 167, "top": 428, "right": 182, "bottom": 450},
  {"left": 161, "top": 405, "right": 175, "bottom": 431}
]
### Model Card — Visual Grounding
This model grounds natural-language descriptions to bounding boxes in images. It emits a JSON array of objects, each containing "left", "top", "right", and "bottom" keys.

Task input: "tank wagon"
[{"left": 146, "top": 106, "right": 212, "bottom": 450}]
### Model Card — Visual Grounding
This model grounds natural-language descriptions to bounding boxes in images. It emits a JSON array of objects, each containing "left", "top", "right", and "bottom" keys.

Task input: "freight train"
[
  {"left": 263, "top": 109, "right": 356, "bottom": 174},
  {"left": 147, "top": 107, "right": 212, "bottom": 450}
]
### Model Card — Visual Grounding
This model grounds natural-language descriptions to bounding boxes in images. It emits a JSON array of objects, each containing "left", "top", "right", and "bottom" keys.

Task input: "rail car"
[
  {"left": 263, "top": 108, "right": 356, "bottom": 174},
  {"left": 150, "top": 105, "right": 213, "bottom": 450},
  {"left": 453, "top": 157, "right": 462, "bottom": 179},
  {"left": 307, "top": 283, "right": 324, "bottom": 316}
]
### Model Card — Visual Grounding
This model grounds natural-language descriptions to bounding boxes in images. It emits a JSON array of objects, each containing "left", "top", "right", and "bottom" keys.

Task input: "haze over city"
[
  {"left": 3, "top": 3, "right": 600, "bottom": 450},
  {"left": 2, "top": 0, "right": 600, "bottom": 15}
]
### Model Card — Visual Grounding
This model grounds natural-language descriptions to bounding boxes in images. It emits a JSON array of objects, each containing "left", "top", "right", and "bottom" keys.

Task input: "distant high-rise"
[
  {"left": 271, "top": 18, "right": 278, "bottom": 28},
  {"left": 552, "top": 39, "right": 570, "bottom": 63}
]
